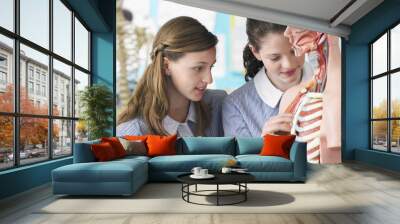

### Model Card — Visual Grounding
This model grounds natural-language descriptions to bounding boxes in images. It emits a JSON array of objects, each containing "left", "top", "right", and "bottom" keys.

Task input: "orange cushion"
[
  {"left": 146, "top": 135, "right": 177, "bottom": 157},
  {"left": 101, "top": 137, "right": 126, "bottom": 158},
  {"left": 91, "top": 142, "right": 118, "bottom": 161},
  {"left": 260, "top": 134, "right": 296, "bottom": 159}
]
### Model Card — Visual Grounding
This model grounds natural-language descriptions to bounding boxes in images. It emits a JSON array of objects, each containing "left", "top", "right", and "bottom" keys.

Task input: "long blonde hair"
[{"left": 118, "top": 16, "right": 218, "bottom": 136}]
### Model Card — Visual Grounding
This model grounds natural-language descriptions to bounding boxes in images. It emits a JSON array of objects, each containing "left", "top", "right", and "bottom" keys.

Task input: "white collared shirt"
[
  {"left": 254, "top": 62, "right": 313, "bottom": 108},
  {"left": 162, "top": 102, "right": 196, "bottom": 137}
]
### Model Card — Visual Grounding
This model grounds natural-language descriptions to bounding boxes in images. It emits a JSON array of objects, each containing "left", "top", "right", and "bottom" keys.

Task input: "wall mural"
[{"left": 115, "top": 0, "right": 341, "bottom": 164}]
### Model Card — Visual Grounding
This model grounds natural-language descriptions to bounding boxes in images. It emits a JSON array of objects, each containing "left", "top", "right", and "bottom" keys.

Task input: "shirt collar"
[
  {"left": 254, "top": 62, "right": 313, "bottom": 108},
  {"left": 162, "top": 102, "right": 196, "bottom": 136}
]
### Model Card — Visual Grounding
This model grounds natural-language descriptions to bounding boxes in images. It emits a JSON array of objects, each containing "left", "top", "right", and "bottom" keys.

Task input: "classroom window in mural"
[
  {"left": 0, "top": 0, "right": 91, "bottom": 170},
  {"left": 371, "top": 23, "right": 400, "bottom": 153}
]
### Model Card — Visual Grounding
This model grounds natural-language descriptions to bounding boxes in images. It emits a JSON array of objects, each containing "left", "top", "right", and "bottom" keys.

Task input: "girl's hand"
[{"left": 261, "top": 113, "right": 294, "bottom": 136}]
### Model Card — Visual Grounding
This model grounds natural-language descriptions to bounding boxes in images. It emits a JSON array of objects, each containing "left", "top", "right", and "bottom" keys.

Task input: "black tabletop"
[{"left": 177, "top": 172, "right": 255, "bottom": 185}]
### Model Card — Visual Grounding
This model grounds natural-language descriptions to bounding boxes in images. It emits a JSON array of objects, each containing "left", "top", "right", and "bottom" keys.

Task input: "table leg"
[
  {"left": 245, "top": 183, "right": 247, "bottom": 201},
  {"left": 217, "top": 184, "right": 219, "bottom": 206},
  {"left": 195, "top": 184, "right": 197, "bottom": 192}
]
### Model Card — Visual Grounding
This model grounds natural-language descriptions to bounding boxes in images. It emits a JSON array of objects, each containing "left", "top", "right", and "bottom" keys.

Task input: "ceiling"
[{"left": 166, "top": 0, "right": 384, "bottom": 38}]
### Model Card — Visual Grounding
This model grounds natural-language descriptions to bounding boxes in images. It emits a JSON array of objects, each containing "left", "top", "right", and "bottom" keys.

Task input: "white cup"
[
  {"left": 221, "top": 167, "right": 232, "bottom": 174},
  {"left": 191, "top": 167, "right": 202, "bottom": 176},
  {"left": 199, "top": 169, "right": 208, "bottom": 176}
]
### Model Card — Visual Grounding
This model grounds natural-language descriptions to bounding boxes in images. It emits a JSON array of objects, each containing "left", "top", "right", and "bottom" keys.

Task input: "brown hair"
[
  {"left": 243, "top": 19, "right": 286, "bottom": 81},
  {"left": 118, "top": 16, "right": 218, "bottom": 136}
]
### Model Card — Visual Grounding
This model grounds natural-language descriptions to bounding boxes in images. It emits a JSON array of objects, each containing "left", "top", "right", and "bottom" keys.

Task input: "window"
[
  {"left": 53, "top": 59, "right": 72, "bottom": 117},
  {"left": 0, "top": 71, "right": 6, "bottom": 85},
  {"left": 371, "top": 23, "right": 400, "bottom": 154},
  {"left": 0, "top": 0, "right": 91, "bottom": 170},
  {"left": 0, "top": 54, "right": 7, "bottom": 67},
  {"left": 75, "top": 17, "right": 89, "bottom": 70},
  {"left": 28, "top": 67, "right": 34, "bottom": 80},
  {"left": 28, "top": 81, "right": 34, "bottom": 94},
  {"left": 53, "top": 0, "right": 72, "bottom": 60},
  {"left": 35, "top": 70, "right": 41, "bottom": 81},
  {"left": 20, "top": 0, "right": 49, "bottom": 49},
  {"left": 36, "top": 83, "right": 40, "bottom": 95},
  {"left": 42, "top": 85, "right": 46, "bottom": 97},
  {"left": 0, "top": 54, "right": 7, "bottom": 87},
  {"left": 0, "top": 0, "right": 14, "bottom": 32}
]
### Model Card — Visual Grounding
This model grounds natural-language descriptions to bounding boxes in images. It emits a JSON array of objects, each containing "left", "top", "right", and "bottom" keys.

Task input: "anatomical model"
[{"left": 279, "top": 27, "right": 341, "bottom": 164}]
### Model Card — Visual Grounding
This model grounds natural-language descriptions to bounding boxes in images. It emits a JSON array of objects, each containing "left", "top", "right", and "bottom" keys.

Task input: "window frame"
[
  {"left": 0, "top": 0, "right": 92, "bottom": 171},
  {"left": 370, "top": 20, "right": 400, "bottom": 154}
]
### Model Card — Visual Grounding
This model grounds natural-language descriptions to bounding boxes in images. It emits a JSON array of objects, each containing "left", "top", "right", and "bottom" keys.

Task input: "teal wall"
[
  {"left": 344, "top": 0, "right": 400, "bottom": 171},
  {"left": 0, "top": 158, "right": 72, "bottom": 199},
  {"left": 0, "top": 0, "right": 116, "bottom": 200}
]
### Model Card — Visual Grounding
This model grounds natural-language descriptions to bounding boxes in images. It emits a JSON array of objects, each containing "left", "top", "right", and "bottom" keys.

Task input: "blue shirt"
[
  {"left": 117, "top": 89, "right": 227, "bottom": 137},
  {"left": 222, "top": 64, "right": 313, "bottom": 137}
]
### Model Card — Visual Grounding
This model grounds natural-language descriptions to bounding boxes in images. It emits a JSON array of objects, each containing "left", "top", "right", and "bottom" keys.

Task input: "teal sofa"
[{"left": 52, "top": 137, "right": 307, "bottom": 196}]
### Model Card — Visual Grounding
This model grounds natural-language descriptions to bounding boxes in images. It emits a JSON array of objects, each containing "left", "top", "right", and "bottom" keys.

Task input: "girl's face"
[
  {"left": 250, "top": 32, "right": 305, "bottom": 91},
  {"left": 164, "top": 47, "right": 216, "bottom": 101}
]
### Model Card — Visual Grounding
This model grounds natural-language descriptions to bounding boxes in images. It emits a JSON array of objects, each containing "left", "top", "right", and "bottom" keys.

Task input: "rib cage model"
[
  {"left": 283, "top": 28, "right": 328, "bottom": 164},
  {"left": 291, "top": 92, "right": 323, "bottom": 163}
]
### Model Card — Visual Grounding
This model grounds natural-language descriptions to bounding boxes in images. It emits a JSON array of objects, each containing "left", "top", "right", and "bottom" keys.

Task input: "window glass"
[
  {"left": 53, "top": 59, "right": 72, "bottom": 117},
  {"left": 391, "top": 24, "right": 400, "bottom": 70},
  {"left": 0, "top": 0, "right": 14, "bottom": 31},
  {"left": 372, "top": 121, "right": 388, "bottom": 151},
  {"left": 53, "top": 119, "right": 72, "bottom": 158},
  {"left": 0, "top": 35, "right": 14, "bottom": 113},
  {"left": 74, "top": 69, "right": 89, "bottom": 118},
  {"left": 20, "top": 44, "right": 49, "bottom": 115},
  {"left": 372, "top": 34, "right": 387, "bottom": 76},
  {"left": 74, "top": 18, "right": 89, "bottom": 70},
  {"left": 0, "top": 116, "right": 13, "bottom": 170},
  {"left": 53, "top": 0, "right": 72, "bottom": 60},
  {"left": 391, "top": 72, "right": 400, "bottom": 118},
  {"left": 20, "top": 0, "right": 49, "bottom": 49},
  {"left": 391, "top": 120, "right": 400, "bottom": 153},
  {"left": 20, "top": 117, "right": 49, "bottom": 165},
  {"left": 372, "top": 77, "right": 387, "bottom": 119}
]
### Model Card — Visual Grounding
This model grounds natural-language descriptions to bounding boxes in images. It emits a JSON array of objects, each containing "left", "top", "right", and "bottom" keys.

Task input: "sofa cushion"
[
  {"left": 236, "top": 137, "right": 263, "bottom": 155},
  {"left": 91, "top": 142, "right": 118, "bottom": 161},
  {"left": 147, "top": 135, "right": 177, "bottom": 157},
  {"left": 52, "top": 158, "right": 147, "bottom": 183},
  {"left": 148, "top": 154, "right": 235, "bottom": 172},
  {"left": 178, "top": 137, "right": 235, "bottom": 155},
  {"left": 119, "top": 138, "right": 147, "bottom": 156},
  {"left": 236, "top": 155, "right": 293, "bottom": 172},
  {"left": 101, "top": 137, "right": 127, "bottom": 158},
  {"left": 260, "top": 134, "right": 296, "bottom": 159}
]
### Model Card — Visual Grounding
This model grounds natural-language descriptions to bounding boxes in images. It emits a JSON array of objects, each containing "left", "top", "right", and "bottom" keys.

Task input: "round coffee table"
[{"left": 177, "top": 172, "right": 255, "bottom": 206}]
